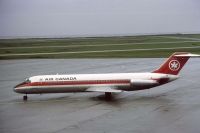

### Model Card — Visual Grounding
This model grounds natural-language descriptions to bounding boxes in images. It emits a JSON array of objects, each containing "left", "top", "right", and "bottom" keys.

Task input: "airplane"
[{"left": 14, "top": 52, "right": 200, "bottom": 101}]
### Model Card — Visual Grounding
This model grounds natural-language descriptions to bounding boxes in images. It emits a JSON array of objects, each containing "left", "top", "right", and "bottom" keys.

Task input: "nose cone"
[
  {"left": 13, "top": 87, "right": 19, "bottom": 93},
  {"left": 14, "top": 84, "right": 21, "bottom": 93},
  {"left": 13, "top": 82, "right": 27, "bottom": 93}
]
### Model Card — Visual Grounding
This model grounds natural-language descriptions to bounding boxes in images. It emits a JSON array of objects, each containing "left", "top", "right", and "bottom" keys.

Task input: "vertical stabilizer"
[{"left": 153, "top": 52, "right": 199, "bottom": 75}]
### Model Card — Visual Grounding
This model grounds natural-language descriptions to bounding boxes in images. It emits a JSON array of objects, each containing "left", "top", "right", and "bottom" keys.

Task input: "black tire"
[
  {"left": 105, "top": 92, "right": 112, "bottom": 101},
  {"left": 23, "top": 95, "right": 28, "bottom": 101}
]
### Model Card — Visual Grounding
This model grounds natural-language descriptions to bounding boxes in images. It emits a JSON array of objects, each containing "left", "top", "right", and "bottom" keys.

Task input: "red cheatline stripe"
[{"left": 18, "top": 80, "right": 130, "bottom": 88}]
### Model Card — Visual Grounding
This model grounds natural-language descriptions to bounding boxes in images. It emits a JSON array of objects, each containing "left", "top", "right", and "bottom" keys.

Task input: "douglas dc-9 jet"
[{"left": 14, "top": 52, "right": 200, "bottom": 101}]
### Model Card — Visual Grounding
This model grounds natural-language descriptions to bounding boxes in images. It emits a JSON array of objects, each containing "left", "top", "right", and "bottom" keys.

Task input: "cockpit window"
[
  {"left": 14, "top": 78, "right": 31, "bottom": 88},
  {"left": 24, "top": 78, "right": 31, "bottom": 83}
]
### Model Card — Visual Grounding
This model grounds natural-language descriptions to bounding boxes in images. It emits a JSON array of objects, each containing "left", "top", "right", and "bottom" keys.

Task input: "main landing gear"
[
  {"left": 23, "top": 94, "right": 28, "bottom": 101},
  {"left": 105, "top": 92, "right": 112, "bottom": 101}
]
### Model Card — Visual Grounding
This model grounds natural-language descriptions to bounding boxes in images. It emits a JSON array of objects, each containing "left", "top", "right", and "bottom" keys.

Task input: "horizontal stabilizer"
[
  {"left": 175, "top": 53, "right": 200, "bottom": 57},
  {"left": 86, "top": 86, "right": 122, "bottom": 93}
]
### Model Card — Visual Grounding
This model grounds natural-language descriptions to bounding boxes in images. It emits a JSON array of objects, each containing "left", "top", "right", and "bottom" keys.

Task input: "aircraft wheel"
[
  {"left": 105, "top": 92, "right": 112, "bottom": 101},
  {"left": 23, "top": 95, "right": 28, "bottom": 101}
]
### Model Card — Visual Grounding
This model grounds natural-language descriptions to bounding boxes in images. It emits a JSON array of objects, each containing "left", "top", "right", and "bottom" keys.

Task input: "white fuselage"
[
  {"left": 14, "top": 72, "right": 179, "bottom": 94},
  {"left": 14, "top": 52, "right": 199, "bottom": 99}
]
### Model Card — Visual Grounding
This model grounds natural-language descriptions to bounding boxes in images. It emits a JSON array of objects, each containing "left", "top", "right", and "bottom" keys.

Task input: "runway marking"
[
  {"left": 0, "top": 40, "right": 199, "bottom": 49},
  {"left": 0, "top": 46, "right": 200, "bottom": 57}
]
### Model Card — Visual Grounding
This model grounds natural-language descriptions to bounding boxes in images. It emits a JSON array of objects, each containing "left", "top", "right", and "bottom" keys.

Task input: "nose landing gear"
[{"left": 23, "top": 95, "right": 28, "bottom": 101}]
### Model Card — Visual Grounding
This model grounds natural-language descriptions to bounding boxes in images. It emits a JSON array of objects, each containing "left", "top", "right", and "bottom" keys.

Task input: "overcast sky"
[{"left": 0, "top": 0, "right": 200, "bottom": 38}]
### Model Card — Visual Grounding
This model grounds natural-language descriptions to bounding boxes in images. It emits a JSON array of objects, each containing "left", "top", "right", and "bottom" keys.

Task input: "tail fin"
[{"left": 153, "top": 52, "right": 200, "bottom": 75}]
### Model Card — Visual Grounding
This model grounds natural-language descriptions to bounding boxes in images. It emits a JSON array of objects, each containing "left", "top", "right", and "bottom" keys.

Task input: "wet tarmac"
[{"left": 0, "top": 58, "right": 200, "bottom": 133}]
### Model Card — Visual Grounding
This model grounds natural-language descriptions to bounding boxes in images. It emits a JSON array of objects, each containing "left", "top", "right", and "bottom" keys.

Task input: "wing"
[{"left": 86, "top": 86, "right": 122, "bottom": 93}]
